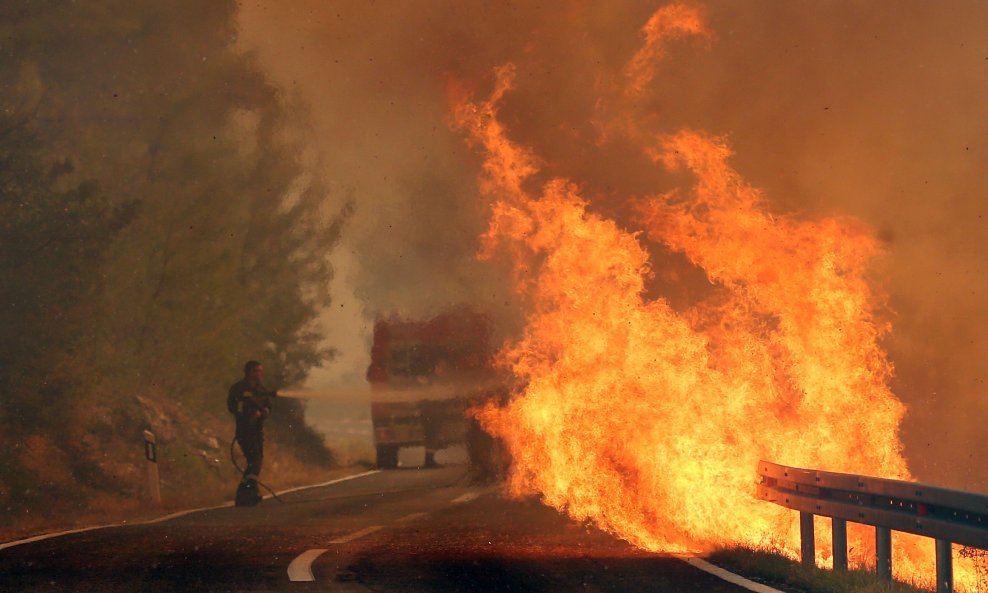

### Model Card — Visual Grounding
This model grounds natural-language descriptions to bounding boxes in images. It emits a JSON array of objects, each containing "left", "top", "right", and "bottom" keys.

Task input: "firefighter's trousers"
[{"left": 236, "top": 427, "right": 264, "bottom": 482}]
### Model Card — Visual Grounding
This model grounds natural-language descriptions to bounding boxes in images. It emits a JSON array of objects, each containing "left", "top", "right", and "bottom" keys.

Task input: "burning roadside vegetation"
[{"left": 447, "top": 3, "right": 982, "bottom": 588}]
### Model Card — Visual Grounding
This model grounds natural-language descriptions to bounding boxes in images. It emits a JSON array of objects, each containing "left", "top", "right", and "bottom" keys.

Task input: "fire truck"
[{"left": 365, "top": 308, "right": 499, "bottom": 469}]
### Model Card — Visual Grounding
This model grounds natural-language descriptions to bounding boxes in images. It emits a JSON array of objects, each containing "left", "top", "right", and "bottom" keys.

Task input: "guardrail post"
[
  {"left": 143, "top": 429, "right": 161, "bottom": 504},
  {"left": 832, "top": 518, "right": 848, "bottom": 571},
  {"left": 759, "top": 461, "right": 988, "bottom": 591},
  {"left": 935, "top": 539, "right": 953, "bottom": 593},
  {"left": 799, "top": 511, "right": 815, "bottom": 567},
  {"left": 876, "top": 526, "right": 892, "bottom": 581}
]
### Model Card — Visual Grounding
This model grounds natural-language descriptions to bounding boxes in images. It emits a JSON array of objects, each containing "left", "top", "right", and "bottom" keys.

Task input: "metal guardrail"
[{"left": 757, "top": 460, "right": 988, "bottom": 593}]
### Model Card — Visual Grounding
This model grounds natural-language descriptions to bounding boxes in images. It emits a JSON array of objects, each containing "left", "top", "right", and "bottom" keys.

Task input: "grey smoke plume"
[{"left": 238, "top": 1, "right": 988, "bottom": 488}]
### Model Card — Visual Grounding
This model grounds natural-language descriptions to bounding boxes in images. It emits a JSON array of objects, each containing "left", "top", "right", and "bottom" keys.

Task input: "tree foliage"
[
  {"left": 0, "top": 115, "right": 134, "bottom": 431},
  {"left": 0, "top": 0, "right": 345, "bottom": 511}
]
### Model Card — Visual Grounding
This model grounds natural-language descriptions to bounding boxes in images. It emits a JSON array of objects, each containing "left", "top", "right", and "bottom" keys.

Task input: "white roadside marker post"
[{"left": 143, "top": 430, "right": 161, "bottom": 504}]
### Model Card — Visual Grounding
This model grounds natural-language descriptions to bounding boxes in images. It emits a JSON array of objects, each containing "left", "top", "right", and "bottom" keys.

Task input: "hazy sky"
[{"left": 237, "top": 1, "right": 988, "bottom": 487}]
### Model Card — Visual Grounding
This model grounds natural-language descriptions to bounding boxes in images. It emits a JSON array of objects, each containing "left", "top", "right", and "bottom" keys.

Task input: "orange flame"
[
  {"left": 624, "top": 3, "right": 710, "bottom": 99},
  {"left": 453, "top": 3, "right": 971, "bottom": 587}
]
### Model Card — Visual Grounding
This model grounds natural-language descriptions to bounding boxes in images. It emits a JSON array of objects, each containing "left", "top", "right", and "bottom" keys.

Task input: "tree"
[
  {"left": 0, "top": 111, "right": 133, "bottom": 431},
  {"left": 0, "top": 0, "right": 345, "bottom": 516}
]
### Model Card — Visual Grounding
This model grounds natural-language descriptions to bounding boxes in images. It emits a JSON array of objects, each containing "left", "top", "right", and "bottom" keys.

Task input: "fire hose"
[
  {"left": 227, "top": 435, "right": 470, "bottom": 505},
  {"left": 228, "top": 435, "right": 287, "bottom": 504}
]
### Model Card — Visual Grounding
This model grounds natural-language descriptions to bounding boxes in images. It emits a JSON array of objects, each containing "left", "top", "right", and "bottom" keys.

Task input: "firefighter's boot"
[{"left": 235, "top": 477, "right": 262, "bottom": 507}]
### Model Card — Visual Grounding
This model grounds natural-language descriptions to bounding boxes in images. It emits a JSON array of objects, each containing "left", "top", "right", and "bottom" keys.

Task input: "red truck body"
[{"left": 366, "top": 308, "right": 496, "bottom": 468}]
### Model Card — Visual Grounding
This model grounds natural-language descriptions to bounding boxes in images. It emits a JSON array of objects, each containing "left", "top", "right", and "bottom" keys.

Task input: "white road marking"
[
  {"left": 451, "top": 491, "right": 481, "bottom": 504},
  {"left": 285, "top": 485, "right": 473, "bottom": 583},
  {"left": 267, "top": 470, "right": 380, "bottom": 499},
  {"left": 142, "top": 504, "right": 232, "bottom": 525},
  {"left": 328, "top": 525, "right": 383, "bottom": 545},
  {"left": 287, "top": 548, "right": 328, "bottom": 582},
  {"left": 680, "top": 556, "right": 787, "bottom": 593},
  {"left": 396, "top": 512, "right": 428, "bottom": 523},
  {"left": 286, "top": 525, "right": 385, "bottom": 581},
  {"left": 0, "top": 470, "right": 381, "bottom": 551},
  {"left": 0, "top": 524, "right": 121, "bottom": 553}
]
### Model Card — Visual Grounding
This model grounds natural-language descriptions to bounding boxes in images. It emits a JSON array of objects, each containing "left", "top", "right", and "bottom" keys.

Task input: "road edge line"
[
  {"left": 680, "top": 556, "right": 787, "bottom": 593},
  {"left": 0, "top": 469, "right": 381, "bottom": 552},
  {"left": 0, "top": 524, "right": 119, "bottom": 553},
  {"left": 264, "top": 469, "right": 381, "bottom": 499},
  {"left": 146, "top": 469, "right": 381, "bottom": 523}
]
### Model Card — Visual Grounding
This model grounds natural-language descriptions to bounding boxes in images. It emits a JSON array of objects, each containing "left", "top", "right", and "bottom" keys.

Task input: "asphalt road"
[{"left": 0, "top": 464, "right": 758, "bottom": 592}]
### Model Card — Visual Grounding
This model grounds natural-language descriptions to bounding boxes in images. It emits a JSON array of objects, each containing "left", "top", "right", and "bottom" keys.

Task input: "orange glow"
[{"left": 453, "top": 3, "right": 971, "bottom": 588}]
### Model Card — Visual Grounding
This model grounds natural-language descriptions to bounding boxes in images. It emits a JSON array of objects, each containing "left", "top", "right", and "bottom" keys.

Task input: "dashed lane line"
[
  {"left": 451, "top": 491, "right": 481, "bottom": 504},
  {"left": 287, "top": 548, "right": 328, "bottom": 582},
  {"left": 328, "top": 525, "right": 383, "bottom": 545},
  {"left": 0, "top": 470, "right": 381, "bottom": 552},
  {"left": 680, "top": 556, "right": 787, "bottom": 593},
  {"left": 396, "top": 512, "right": 429, "bottom": 523},
  {"left": 285, "top": 484, "right": 783, "bottom": 592},
  {"left": 286, "top": 486, "right": 487, "bottom": 582}
]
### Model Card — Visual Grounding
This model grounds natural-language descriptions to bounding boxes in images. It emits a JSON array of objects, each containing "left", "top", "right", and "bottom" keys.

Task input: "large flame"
[{"left": 453, "top": 2, "right": 969, "bottom": 587}]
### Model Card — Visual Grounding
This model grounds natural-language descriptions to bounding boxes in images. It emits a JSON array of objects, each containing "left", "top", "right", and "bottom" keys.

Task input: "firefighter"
[{"left": 228, "top": 360, "right": 277, "bottom": 506}]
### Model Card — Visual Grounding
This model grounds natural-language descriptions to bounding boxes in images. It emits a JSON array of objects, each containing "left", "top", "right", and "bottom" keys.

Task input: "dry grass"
[
  {"left": 0, "top": 395, "right": 394, "bottom": 545},
  {"left": 0, "top": 412, "right": 368, "bottom": 545},
  {"left": 708, "top": 545, "right": 932, "bottom": 593}
]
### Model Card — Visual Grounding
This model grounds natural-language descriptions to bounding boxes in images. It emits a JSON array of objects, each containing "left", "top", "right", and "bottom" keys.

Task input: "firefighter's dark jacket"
[{"left": 227, "top": 379, "right": 276, "bottom": 432}]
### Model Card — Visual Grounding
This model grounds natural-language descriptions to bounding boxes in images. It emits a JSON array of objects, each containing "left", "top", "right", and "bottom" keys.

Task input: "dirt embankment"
[{"left": 0, "top": 394, "right": 356, "bottom": 544}]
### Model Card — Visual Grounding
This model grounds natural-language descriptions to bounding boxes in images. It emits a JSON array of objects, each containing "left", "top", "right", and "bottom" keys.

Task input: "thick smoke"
[{"left": 237, "top": 1, "right": 988, "bottom": 488}]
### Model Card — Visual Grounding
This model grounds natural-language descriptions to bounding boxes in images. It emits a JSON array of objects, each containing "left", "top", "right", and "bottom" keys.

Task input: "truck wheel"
[{"left": 376, "top": 445, "right": 399, "bottom": 469}]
